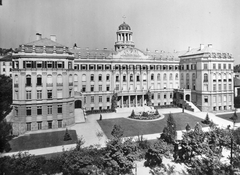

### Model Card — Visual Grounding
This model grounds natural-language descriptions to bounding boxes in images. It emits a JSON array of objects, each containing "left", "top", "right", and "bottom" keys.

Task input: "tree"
[
  {"left": 146, "top": 90, "right": 152, "bottom": 106},
  {"left": 99, "top": 114, "right": 102, "bottom": 120},
  {"left": 111, "top": 93, "right": 118, "bottom": 111},
  {"left": 230, "top": 111, "right": 238, "bottom": 127},
  {"left": 185, "top": 123, "right": 191, "bottom": 132},
  {"left": 144, "top": 148, "right": 163, "bottom": 168},
  {"left": 130, "top": 110, "right": 135, "bottom": 117},
  {"left": 202, "top": 113, "right": 210, "bottom": 124},
  {"left": 160, "top": 113, "right": 176, "bottom": 143},
  {"left": 155, "top": 109, "right": 159, "bottom": 116},
  {"left": 111, "top": 124, "right": 124, "bottom": 139},
  {"left": 63, "top": 129, "right": 72, "bottom": 141},
  {"left": 0, "top": 75, "right": 12, "bottom": 153}
]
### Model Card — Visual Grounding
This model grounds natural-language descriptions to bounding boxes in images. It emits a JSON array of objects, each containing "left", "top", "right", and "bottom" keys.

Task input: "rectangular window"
[
  {"left": 204, "top": 96, "right": 208, "bottom": 103},
  {"left": 228, "top": 64, "right": 232, "bottom": 69},
  {"left": 229, "top": 84, "right": 232, "bottom": 90},
  {"left": 48, "top": 121, "right": 53, "bottom": 129},
  {"left": 58, "top": 105, "right": 62, "bottom": 114},
  {"left": 224, "top": 84, "right": 227, "bottom": 91},
  {"left": 26, "top": 123, "right": 31, "bottom": 131},
  {"left": 47, "top": 106, "right": 52, "bottom": 115},
  {"left": 91, "top": 96, "right": 94, "bottom": 103},
  {"left": 224, "top": 95, "right": 227, "bottom": 102},
  {"left": 15, "top": 90, "right": 18, "bottom": 100},
  {"left": 91, "top": 85, "right": 94, "bottom": 92},
  {"left": 213, "top": 96, "right": 216, "bottom": 103},
  {"left": 37, "top": 122, "right": 42, "bottom": 130},
  {"left": 98, "top": 75, "right": 102, "bottom": 81},
  {"left": 106, "top": 85, "right": 110, "bottom": 91},
  {"left": 99, "top": 96, "right": 102, "bottom": 103},
  {"left": 204, "top": 84, "right": 208, "bottom": 91},
  {"left": 26, "top": 91, "right": 31, "bottom": 100},
  {"left": 37, "top": 76, "right": 42, "bottom": 86},
  {"left": 58, "top": 120, "right": 63, "bottom": 128},
  {"left": 116, "top": 75, "right": 119, "bottom": 82},
  {"left": 229, "top": 95, "right": 232, "bottom": 102},
  {"left": 69, "top": 89, "right": 72, "bottom": 97},
  {"left": 213, "top": 63, "right": 216, "bottom": 69},
  {"left": 84, "top": 97, "right": 86, "bottom": 104},
  {"left": 218, "top": 64, "right": 221, "bottom": 69},
  {"left": 57, "top": 90, "right": 62, "bottom": 98},
  {"left": 37, "top": 90, "right": 42, "bottom": 100},
  {"left": 158, "top": 93, "right": 160, "bottom": 99},
  {"left": 107, "top": 96, "right": 110, "bottom": 102},
  {"left": 37, "top": 106, "right": 42, "bottom": 115},
  {"left": 26, "top": 107, "right": 31, "bottom": 116},
  {"left": 136, "top": 75, "right": 140, "bottom": 82},
  {"left": 48, "top": 90, "right": 52, "bottom": 99},
  {"left": 204, "top": 64, "right": 208, "bottom": 69},
  {"left": 123, "top": 75, "right": 126, "bottom": 82},
  {"left": 37, "top": 61, "right": 42, "bottom": 68},
  {"left": 218, "top": 84, "right": 222, "bottom": 91},
  {"left": 116, "top": 84, "right": 120, "bottom": 91},
  {"left": 91, "top": 74, "right": 94, "bottom": 81},
  {"left": 106, "top": 75, "right": 110, "bottom": 81},
  {"left": 164, "top": 94, "right": 166, "bottom": 99},
  {"left": 82, "top": 85, "right": 86, "bottom": 92},
  {"left": 223, "top": 64, "right": 226, "bottom": 69},
  {"left": 213, "top": 84, "right": 216, "bottom": 91},
  {"left": 99, "top": 85, "right": 102, "bottom": 91}
]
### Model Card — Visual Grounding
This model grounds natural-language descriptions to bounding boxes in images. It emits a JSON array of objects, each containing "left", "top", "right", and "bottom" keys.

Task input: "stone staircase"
[
  {"left": 185, "top": 101, "right": 201, "bottom": 112},
  {"left": 75, "top": 109, "right": 86, "bottom": 123}
]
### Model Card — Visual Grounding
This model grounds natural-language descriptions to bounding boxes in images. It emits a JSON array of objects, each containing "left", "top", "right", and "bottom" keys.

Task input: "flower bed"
[{"left": 129, "top": 110, "right": 161, "bottom": 120}]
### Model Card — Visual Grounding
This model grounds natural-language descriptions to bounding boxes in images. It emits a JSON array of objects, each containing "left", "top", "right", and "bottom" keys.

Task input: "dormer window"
[
  {"left": 37, "top": 61, "right": 42, "bottom": 68},
  {"left": 57, "top": 61, "right": 63, "bottom": 68},
  {"left": 47, "top": 61, "right": 53, "bottom": 68},
  {"left": 26, "top": 61, "right": 32, "bottom": 68}
]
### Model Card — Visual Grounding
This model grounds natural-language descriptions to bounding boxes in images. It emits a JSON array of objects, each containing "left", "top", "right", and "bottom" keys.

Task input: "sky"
[{"left": 0, "top": 0, "right": 240, "bottom": 64}]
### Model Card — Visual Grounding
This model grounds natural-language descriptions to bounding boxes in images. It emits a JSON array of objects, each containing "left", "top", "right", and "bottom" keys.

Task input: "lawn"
[
  {"left": 9, "top": 130, "right": 77, "bottom": 152},
  {"left": 216, "top": 112, "right": 240, "bottom": 123},
  {"left": 98, "top": 113, "right": 207, "bottom": 139}
]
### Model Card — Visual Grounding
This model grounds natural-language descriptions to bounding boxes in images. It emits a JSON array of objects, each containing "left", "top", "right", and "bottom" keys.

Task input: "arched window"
[
  {"left": 213, "top": 73, "right": 216, "bottom": 80},
  {"left": 26, "top": 75, "right": 31, "bottom": 86},
  {"left": 90, "top": 74, "right": 94, "bottom": 81},
  {"left": 175, "top": 73, "right": 178, "bottom": 80},
  {"left": 69, "top": 74, "right": 73, "bottom": 83},
  {"left": 204, "top": 73, "right": 208, "bottom": 82},
  {"left": 169, "top": 73, "right": 173, "bottom": 80},
  {"left": 106, "top": 74, "right": 110, "bottom": 81},
  {"left": 47, "top": 75, "right": 52, "bottom": 86},
  {"left": 15, "top": 75, "right": 18, "bottom": 84},
  {"left": 192, "top": 73, "right": 195, "bottom": 81},
  {"left": 57, "top": 74, "right": 63, "bottom": 86},
  {"left": 143, "top": 73, "right": 147, "bottom": 82},
  {"left": 186, "top": 73, "right": 189, "bottom": 80},
  {"left": 151, "top": 73, "right": 154, "bottom": 81},
  {"left": 136, "top": 74, "right": 140, "bottom": 82},
  {"left": 218, "top": 73, "right": 222, "bottom": 80},
  {"left": 157, "top": 74, "right": 160, "bottom": 81},
  {"left": 82, "top": 74, "right": 86, "bottom": 82},
  {"left": 130, "top": 74, "right": 133, "bottom": 82},
  {"left": 163, "top": 73, "right": 167, "bottom": 80},
  {"left": 74, "top": 74, "right": 78, "bottom": 82},
  {"left": 181, "top": 73, "right": 184, "bottom": 80},
  {"left": 223, "top": 73, "right": 226, "bottom": 80},
  {"left": 98, "top": 74, "right": 102, "bottom": 81},
  {"left": 37, "top": 74, "right": 42, "bottom": 86}
]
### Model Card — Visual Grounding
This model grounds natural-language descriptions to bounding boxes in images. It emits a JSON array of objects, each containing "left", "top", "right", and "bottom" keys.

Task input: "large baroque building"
[{"left": 11, "top": 22, "right": 234, "bottom": 135}]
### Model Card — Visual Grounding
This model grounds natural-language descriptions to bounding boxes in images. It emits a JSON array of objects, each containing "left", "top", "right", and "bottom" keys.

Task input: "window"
[
  {"left": 229, "top": 84, "right": 232, "bottom": 90},
  {"left": 58, "top": 105, "right": 62, "bottom": 113},
  {"left": 164, "top": 94, "right": 166, "bottom": 99},
  {"left": 82, "top": 74, "right": 86, "bottom": 82},
  {"left": 218, "top": 63, "right": 221, "bottom": 69},
  {"left": 213, "top": 63, "right": 216, "bottom": 69},
  {"left": 47, "top": 75, "right": 53, "bottom": 87},
  {"left": 116, "top": 84, "right": 120, "bottom": 91},
  {"left": 157, "top": 74, "right": 160, "bottom": 81},
  {"left": 228, "top": 64, "right": 232, "bottom": 69},
  {"left": 57, "top": 89, "right": 62, "bottom": 98},
  {"left": 69, "top": 89, "right": 72, "bottom": 97},
  {"left": 58, "top": 120, "right": 63, "bottom": 128},
  {"left": 204, "top": 84, "right": 208, "bottom": 91},
  {"left": 26, "top": 91, "right": 31, "bottom": 100},
  {"left": 130, "top": 74, "right": 133, "bottom": 82},
  {"left": 175, "top": 73, "right": 178, "bottom": 80},
  {"left": 37, "top": 106, "right": 42, "bottom": 115},
  {"left": 151, "top": 74, "right": 154, "bottom": 81},
  {"left": 26, "top": 107, "right": 31, "bottom": 116},
  {"left": 26, "top": 61, "right": 32, "bottom": 68},
  {"left": 69, "top": 74, "right": 73, "bottom": 85},
  {"left": 99, "top": 85, "right": 102, "bottom": 91},
  {"left": 224, "top": 95, "right": 227, "bottom": 102},
  {"left": 204, "top": 64, "right": 208, "bottom": 69},
  {"left": 57, "top": 74, "right": 63, "bottom": 86},
  {"left": 37, "top": 75, "right": 42, "bottom": 86},
  {"left": 170, "top": 93, "right": 172, "bottom": 98},
  {"left": 169, "top": 73, "right": 173, "bottom": 80},
  {"left": 204, "top": 96, "right": 208, "bottom": 103},
  {"left": 74, "top": 74, "right": 78, "bottom": 82},
  {"left": 116, "top": 75, "right": 119, "bottom": 82},
  {"left": 218, "top": 84, "right": 222, "bottom": 91},
  {"left": 47, "top": 106, "right": 52, "bottom": 114},
  {"left": 15, "top": 106, "right": 18, "bottom": 116},
  {"left": 91, "top": 96, "right": 94, "bottom": 103},
  {"left": 163, "top": 73, "right": 167, "bottom": 80},
  {"left": 15, "top": 90, "right": 18, "bottom": 100},
  {"left": 213, "top": 84, "right": 216, "bottom": 91},
  {"left": 57, "top": 61, "right": 63, "bottom": 68},
  {"left": 224, "top": 84, "right": 227, "bottom": 91},
  {"left": 37, "top": 90, "right": 42, "bottom": 99},
  {"left": 91, "top": 74, "right": 94, "bottom": 81},
  {"left": 106, "top": 74, "right": 110, "bottom": 81},
  {"left": 3, "top": 68, "right": 5, "bottom": 72},
  {"left": 203, "top": 73, "right": 208, "bottom": 82},
  {"left": 48, "top": 90, "right": 52, "bottom": 99},
  {"left": 158, "top": 93, "right": 160, "bottom": 99},
  {"left": 82, "top": 85, "right": 86, "bottom": 92},
  {"left": 48, "top": 121, "right": 53, "bottom": 129},
  {"left": 106, "top": 85, "right": 110, "bottom": 91},
  {"left": 143, "top": 73, "right": 147, "bottom": 82},
  {"left": 37, "top": 61, "right": 42, "bottom": 68},
  {"left": 229, "top": 95, "right": 232, "bottom": 102},
  {"left": 98, "top": 74, "right": 102, "bottom": 81},
  {"left": 91, "top": 85, "right": 94, "bottom": 92},
  {"left": 37, "top": 122, "right": 42, "bottom": 130},
  {"left": 223, "top": 64, "right": 226, "bottom": 69},
  {"left": 107, "top": 96, "right": 110, "bottom": 102},
  {"left": 26, "top": 123, "right": 31, "bottom": 131},
  {"left": 99, "top": 96, "right": 102, "bottom": 103},
  {"left": 3, "top": 62, "right": 5, "bottom": 66},
  {"left": 213, "top": 96, "right": 216, "bottom": 103},
  {"left": 47, "top": 61, "right": 53, "bottom": 68},
  {"left": 68, "top": 62, "right": 72, "bottom": 69},
  {"left": 123, "top": 75, "right": 126, "bottom": 82},
  {"left": 26, "top": 75, "right": 31, "bottom": 86}
]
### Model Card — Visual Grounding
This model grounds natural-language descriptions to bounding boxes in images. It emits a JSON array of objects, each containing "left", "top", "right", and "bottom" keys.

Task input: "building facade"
[
  {"left": 10, "top": 22, "right": 234, "bottom": 135},
  {"left": 0, "top": 55, "right": 12, "bottom": 77}
]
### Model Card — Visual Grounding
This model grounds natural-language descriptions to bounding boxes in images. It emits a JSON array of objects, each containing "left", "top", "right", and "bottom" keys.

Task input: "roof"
[
  {"left": 70, "top": 47, "right": 116, "bottom": 58},
  {"left": 119, "top": 22, "right": 131, "bottom": 30},
  {"left": 23, "top": 38, "right": 65, "bottom": 47},
  {"left": 180, "top": 45, "right": 226, "bottom": 57},
  {"left": 0, "top": 55, "right": 12, "bottom": 61}
]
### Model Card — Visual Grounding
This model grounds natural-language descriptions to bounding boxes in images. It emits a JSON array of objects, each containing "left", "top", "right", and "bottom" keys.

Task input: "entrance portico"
[{"left": 118, "top": 95, "right": 146, "bottom": 108}]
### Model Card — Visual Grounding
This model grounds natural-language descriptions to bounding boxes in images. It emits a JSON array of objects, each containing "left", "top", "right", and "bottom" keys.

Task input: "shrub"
[
  {"left": 99, "top": 114, "right": 102, "bottom": 121},
  {"left": 64, "top": 129, "right": 72, "bottom": 141},
  {"left": 130, "top": 110, "right": 135, "bottom": 118},
  {"left": 111, "top": 124, "right": 124, "bottom": 138},
  {"left": 202, "top": 113, "right": 210, "bottom": 124},
  {"left": 185, "top": 123, "right": 191, "bottom": 132},
  {"left": 142, "top": 112, "right": 148, "bottom": 117}
]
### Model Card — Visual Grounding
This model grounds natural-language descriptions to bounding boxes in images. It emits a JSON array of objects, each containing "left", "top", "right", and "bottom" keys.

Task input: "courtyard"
[
  {"left": 217, "top": 112, "right": 240, "bottom": 123},
  {"left": 98, "top": 112, "right": 208, "bottom": 139}
]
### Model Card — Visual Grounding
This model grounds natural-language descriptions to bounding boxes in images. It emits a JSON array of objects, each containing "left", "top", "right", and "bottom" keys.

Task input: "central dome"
[{"left": 118, "top": 22, "right": 131, "bottom": 30}]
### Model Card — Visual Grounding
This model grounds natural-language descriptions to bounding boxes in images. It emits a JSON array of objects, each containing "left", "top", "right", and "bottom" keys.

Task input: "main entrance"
[{"left": 75, "top": 100, "right": 82, "bottom": 108}]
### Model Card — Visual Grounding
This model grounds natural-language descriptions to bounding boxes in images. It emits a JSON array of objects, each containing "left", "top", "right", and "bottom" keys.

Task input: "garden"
[{"left": 128, "top": 109, "right": 161, "bottom": 120}]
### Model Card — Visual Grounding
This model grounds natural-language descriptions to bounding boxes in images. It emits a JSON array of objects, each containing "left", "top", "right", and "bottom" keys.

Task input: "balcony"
[{"left": 46, "top": 83, "right": 53, "bottom": 87}]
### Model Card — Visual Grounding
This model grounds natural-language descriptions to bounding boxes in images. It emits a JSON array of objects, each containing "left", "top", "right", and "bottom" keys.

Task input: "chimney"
[
  {"left": 208, "top": 44, "right": 212, "bottom": 48},
  {"left": 36, "top": 33, "right": 42, "bottom": 40},
  {"left": 50, "top": 35, "right": 56, "bottom": 42},
  {"left": 200, "top": 44, "right": 204, "bottom": 50},
  {"left": 188, "top": 46, "right": 191, "bottom": 52}
]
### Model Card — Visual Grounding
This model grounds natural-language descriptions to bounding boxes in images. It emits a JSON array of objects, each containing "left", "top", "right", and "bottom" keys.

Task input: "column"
[
  {"left": 136, "top": 95, "right": 138, "bottom": 107},
  {"left": 121, "top": 96, "right": 123, "bottom": 108},
  {"left": 142, "top": 94, "right": 144, "bottom": 106},
  {"left": 128, "top": 95, "right": 131, "bottom": 107},
  {"left": 122, "top": 33, "right": 124, "bottom": 42}
]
